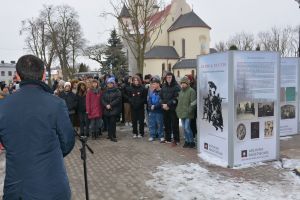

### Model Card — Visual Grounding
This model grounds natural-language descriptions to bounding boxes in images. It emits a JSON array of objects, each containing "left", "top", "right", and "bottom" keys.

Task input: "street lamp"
[{"left": 296, "top": 0, "right": 300, "bottom": 57}]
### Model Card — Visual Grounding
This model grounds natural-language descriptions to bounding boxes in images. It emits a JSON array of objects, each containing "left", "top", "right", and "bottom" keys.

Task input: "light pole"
[{"left": 296, "top": 0, "right": 300, "bottom": 57}]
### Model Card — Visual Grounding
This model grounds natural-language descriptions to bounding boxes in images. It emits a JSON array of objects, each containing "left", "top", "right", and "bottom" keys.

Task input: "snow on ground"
[
  {"left": 280, "top": 136, "right": 293, "bottom": 141},
  {"left": 146, "top": 161, "right": 300, "bottom": 200}
]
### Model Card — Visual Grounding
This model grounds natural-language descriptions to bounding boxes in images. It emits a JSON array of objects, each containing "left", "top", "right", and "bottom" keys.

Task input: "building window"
[
  {"left": 1, "top": 71, "right": 4, "bottom": 76},
  {"left": 8, "top": 71, "right": 12, "bottom": 76},
  {"left": 177, "top": 70, "right": 180, "bottom": 78},
  {"left": 168, "top": 64, "right": 172, "bottom": 72},
  {"left": 172, "top": 40, "right": 175, "bottom": 46},
  {"left": 162, "top": 63, "right": 165, "bottom": 76},
  {"left": 191, "top": 70, "right": 195, "bottom": 78},
  {"left": 182, "top": 39, "right": 186, "bottom": 58}
]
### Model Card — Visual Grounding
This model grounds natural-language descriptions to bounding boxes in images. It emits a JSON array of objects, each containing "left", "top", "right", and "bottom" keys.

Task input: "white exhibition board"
[
  {"left": 198, "top": 51, "right": 280, "bottom": 167},
  {"left": 280, "top": 58, "right": 299, "bottom": 136},
  {"left": 197, "top": 52, "right": 229, "bottom": 163}
]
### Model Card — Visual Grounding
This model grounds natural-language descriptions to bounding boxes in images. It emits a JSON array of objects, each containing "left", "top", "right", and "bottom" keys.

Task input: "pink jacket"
[{"left": 86, "top": 89, "right": 103, "bottom": 119}]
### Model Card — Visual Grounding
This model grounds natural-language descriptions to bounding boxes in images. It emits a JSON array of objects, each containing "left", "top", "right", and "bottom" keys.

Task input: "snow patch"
[
  {"left": 280, "top": 136, "right": 293, "bottom": 141},
  {"left": 281, "top": 158, "right": 300, "bottom": 169},
  {"left": 198, "top": 153, "right": 228, "bottom": 168},
  {"left": 146, "top": 162, "right": 300, "bottom": 200}
]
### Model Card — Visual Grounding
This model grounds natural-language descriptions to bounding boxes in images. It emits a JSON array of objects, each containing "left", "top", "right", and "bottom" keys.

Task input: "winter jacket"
[
  {"left": 160, "top": 82, "right": 180, "bottom": 111},
  {"left": 0, "top": 80, "right": 75, "bottom": 200},
  {"left": 76, "top": 94, "right": 86, "bottom": 113},
  {"left": 86, "top": 89, "right": 103, "bottom": 119},
  {"left": 122, "top": 83, "right": 131, "bottom": 103},
  {"left": 128, "top": 85, "right": 147, "bottom": 110},
  {"left": 101, "top": 87, "right": 122, "bottom": 116},
  {"left": 148, "top": 89, "right": 162, "bottom": 113},
  {"left": 59, "top": 91, "right": 77, "bottom": 115},
  {"left": 176, "top": 86, "right": 197, "bottom": 119}
]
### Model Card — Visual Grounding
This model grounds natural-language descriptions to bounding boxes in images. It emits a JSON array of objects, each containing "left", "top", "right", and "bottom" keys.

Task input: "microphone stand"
[{"left": 75, "top": 130, "right": 94, "bottom": 200}]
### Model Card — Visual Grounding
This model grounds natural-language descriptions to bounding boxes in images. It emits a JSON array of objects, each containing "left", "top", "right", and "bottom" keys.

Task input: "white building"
[
  {"left": 119, "top": 0, "right": 213, "bottom": 78},
  {"left": 0, "top": 61, "right": 16, "bottom": 84}
]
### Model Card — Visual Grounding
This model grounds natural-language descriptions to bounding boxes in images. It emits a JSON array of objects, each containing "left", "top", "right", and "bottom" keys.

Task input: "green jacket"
[{"left": 176, "top": 86, "right": 196, "bottom": 119}]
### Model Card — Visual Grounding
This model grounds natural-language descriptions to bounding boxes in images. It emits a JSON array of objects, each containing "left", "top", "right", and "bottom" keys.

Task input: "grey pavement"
[
  {"left": 0, "top": 126, "right": 300, "bottom": 199},
  {"left": 65, "top": 125, "right": 300, "bottom": 200}
]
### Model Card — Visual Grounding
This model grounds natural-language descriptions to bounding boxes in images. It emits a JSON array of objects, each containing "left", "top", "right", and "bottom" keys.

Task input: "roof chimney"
[{"left": 1, "top": 61, "right": 4, "bottom": 64}]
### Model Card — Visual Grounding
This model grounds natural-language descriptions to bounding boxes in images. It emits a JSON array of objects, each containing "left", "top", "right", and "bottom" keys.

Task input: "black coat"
[
  {"left": 59, "top": 91, "right": 77, "bottom": 115},
  {"left": 0, "top": 80, "right": 75, "bottom": 199},
  {"left": 101, "top": 88, "right": 122, "bottom": 116},
  {"left": 128, "top": 85, "right": 147, "bottom": 110},
  {"left": 121, "top": 83, "right": 131, "bottom": 103},
  {"left": 76, "top": 94, "right": 86, "bottom": 113},
  {"left": 160, "top": 82, "right": 180, "bottom": 111}
]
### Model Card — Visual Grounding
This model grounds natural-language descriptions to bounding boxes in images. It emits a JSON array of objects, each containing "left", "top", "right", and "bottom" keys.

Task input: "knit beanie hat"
[
  {"left": 64, "top": 82, "right": 71, "bottom": 88},
  {"left": 106, "top": 77, "right": 115, "bottom": 84},
  {"left": 180, "top": 76, "right": 190, "bottom": 85},
  {"left": 151, "top": 76, "right": 160, "bottom": 84}
]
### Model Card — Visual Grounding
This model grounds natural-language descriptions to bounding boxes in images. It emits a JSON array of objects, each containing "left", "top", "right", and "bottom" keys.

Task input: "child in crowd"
[{"left": 148, "top": 77, "right": 164, "bottom": 142}]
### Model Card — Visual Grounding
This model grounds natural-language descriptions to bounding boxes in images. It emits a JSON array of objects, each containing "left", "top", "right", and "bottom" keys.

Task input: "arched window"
[
  {"left": 191, "top": 70, "right": 195, "bottom": 77},
  {"left": 177, "top": 70, "right": 180, "bottom": 78},
  {"left": 168, "top": 63, "right": 171, "bottom": 72},
  {"left": 182, "top": 39, "right": 186, "bottom": 58},
  {"left": 162, "top": 63, "right": 165, "bottom": 76},
  {"left": 1, "top": 71, "right": 5, "bottom": 76}
]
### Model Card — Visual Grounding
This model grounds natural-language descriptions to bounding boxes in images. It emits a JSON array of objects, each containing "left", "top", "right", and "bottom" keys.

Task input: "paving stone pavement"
[
  {"left": 0, "top": 126, "right": 299, "bottom": 199},
  {"left": 65, "top": 126, "right": 300, "bottom": 200}
]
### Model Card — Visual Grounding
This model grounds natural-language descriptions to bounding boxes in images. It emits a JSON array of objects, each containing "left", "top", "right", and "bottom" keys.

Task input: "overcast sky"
[{"left": 0, "top": 0, "right": 299, "bottom": 68}]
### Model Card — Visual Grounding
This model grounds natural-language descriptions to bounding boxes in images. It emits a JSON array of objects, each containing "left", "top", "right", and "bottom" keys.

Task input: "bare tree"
[
  {"left": 35, "top": 5, "right": 86, "bottom": 79},
  {"left": 102, "top": 0, "right": 167, "bottom": 74},
  {"left": 257, "top": 26, "right": 298, "bottom": 57},
  {"left": 20, "top": 18, "right": 55, "bottom": 85},
  {"left": 84, "top": 44, "right": 107, "bottom": 66},
  {"left": 214, "top": 41, "right": 227, "bottom": 52},
  {"left": 227, "top": 32, "right": 255, "bottom": 51}
]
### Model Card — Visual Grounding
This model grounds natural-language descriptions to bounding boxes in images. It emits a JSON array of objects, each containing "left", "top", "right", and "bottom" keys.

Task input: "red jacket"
[{"left": 86, "top": 89, "right": 103, "bottom": 119}]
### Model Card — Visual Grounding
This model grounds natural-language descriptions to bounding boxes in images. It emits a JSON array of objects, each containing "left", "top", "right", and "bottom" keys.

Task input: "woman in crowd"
[
  {"left": 58, "top": 82, "right": 77, "bottom": 125},
  {"left": 128, "top": 75, "right": 147, "bottom": 138},
  {"left": 101, "top": 77, "right": 122, "bottom": 142},
  {"left": 76, "top": 81, "right": 89, "bottom": 137},
  {"left": 122, "top": 76, "right": 132, "bottom": 126},
  {"left": 86, "top": 79, "right": 103, "bottom": 139}
]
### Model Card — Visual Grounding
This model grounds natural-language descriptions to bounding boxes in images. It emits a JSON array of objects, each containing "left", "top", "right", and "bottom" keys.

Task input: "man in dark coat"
[
  {"left": 0, "top": 55, "right": 75, "bottom": 200},
  {"left": 160, "top": 72, "right": 181, "bottom": 145}
]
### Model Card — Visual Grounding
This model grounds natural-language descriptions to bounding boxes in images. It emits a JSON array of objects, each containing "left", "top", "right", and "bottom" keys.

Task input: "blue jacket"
[
  {"left": 148, "top": 89, "right": 162, "bottom": 113},
  {"left": 0, "top": 80, "right": 75, "bottom": 200}
]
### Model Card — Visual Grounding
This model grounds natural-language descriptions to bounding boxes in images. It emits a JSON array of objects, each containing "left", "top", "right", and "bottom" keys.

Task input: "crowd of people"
[{"left": 1, "top": 71, "right": 198, "bottom": 148}]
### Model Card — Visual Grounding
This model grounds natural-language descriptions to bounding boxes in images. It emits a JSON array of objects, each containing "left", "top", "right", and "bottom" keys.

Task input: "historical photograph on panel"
[
  {"left": 286, "top": 87, "right": 296, "bottom": 102},
  {"left": 236, "top": 123, "right": 246, "bottom": 140},
  {"left": 281, "top": 105, "right": 296, "bottom": 119},
  {"left": 251, "top": 122, "right": 260, "bottom": 139},
  {"left": 237, "top": 101, "right": 255, "bottom": 120},
  {"left": 264, "top": 121, "right": 274, "bottom": 137},
  {"left": 202, "top": 81, "right": 225, "bottom": 132},
  {"left": 258, "top": 102, "right": 274, "bottom": 117}
]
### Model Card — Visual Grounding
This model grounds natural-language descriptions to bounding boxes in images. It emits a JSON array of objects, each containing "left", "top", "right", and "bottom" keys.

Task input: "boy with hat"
[
  {"left": 147, "top": 76, "right": 164, "bottom": 142},
  {"left": 176, "top": 76, "right": 196, "bottom": 148}
]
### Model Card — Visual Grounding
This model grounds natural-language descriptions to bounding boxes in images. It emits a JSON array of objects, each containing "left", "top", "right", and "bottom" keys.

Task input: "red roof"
[{"left": 149, "top": 4, "right": 172, "bottom": 27}]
